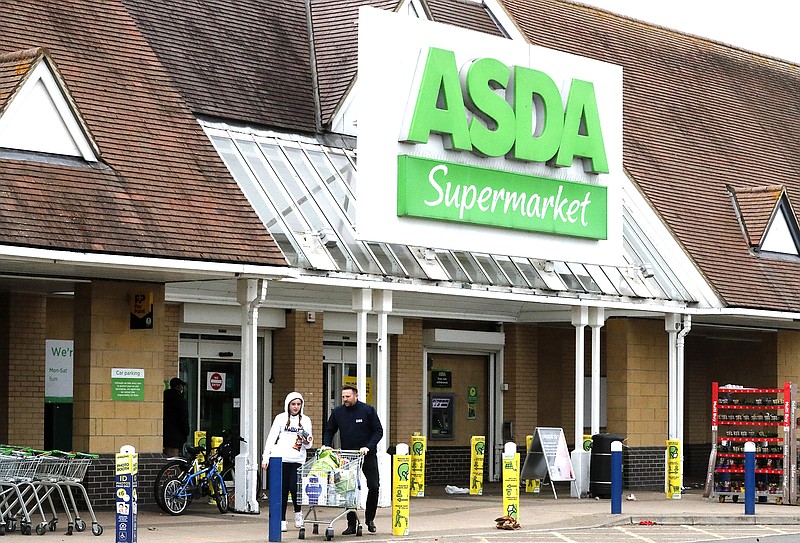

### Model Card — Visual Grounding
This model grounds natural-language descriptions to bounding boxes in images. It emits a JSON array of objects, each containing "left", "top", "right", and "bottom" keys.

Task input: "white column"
[
  {"left": 665, "top": 314, "right": 681, "bottom": 440},
  {"left": 571, "top": 306, "right": 589, "bottom": 448},
  {"left": 235, "top": 278, "right": 266, "bottom": 513},
  {"left": 676, "top": 314, "right": 691, "bottom": 488},
  {"left": 373, "top": 290, "right": 392, "bottom": 508},
  {"left": 571, "top": 306, "right": 589, "bottom": 498},
  {"left": 352, "top": 289, "right": 372, "bottom": 397},
  {"left": 588, "top": 307, "right": 605, "bottom": 436},
  {"left": 373, "top": 290, "right": 391, "bottom": 451}
]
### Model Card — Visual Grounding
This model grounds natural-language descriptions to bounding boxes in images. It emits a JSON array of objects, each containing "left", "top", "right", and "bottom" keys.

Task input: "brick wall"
[
  {"left": 425, "top": 446, "right": 487, "bottom": 487},
  {"left": 163, "top": 303, "right": 180, "bottom": 383},
  {"left": 72, "top": 281, "right": 166, "bottom": 453},
  {"left": 81, "top": 453, "right": 167, "bottom": 510},
  {"left": 272, "top": 310, "right": 324, "bottom": 431},
  {"left": 502, "top": 323, "right": 537, "bottom": 441},
  {"left": 622, "top": 446, "right": 665, "bottom": 489},
  {"left": 390, "top": 318, "right": 423, "bottom": 444},
  {"left": 0, "top": 292, "right": 47, "bottom": 447},
  {"left": 777, "top": 330, "right": 800, "bottom": 389},
  {"left": 606, "top": 318, "right": 668, "bottom": 447}
]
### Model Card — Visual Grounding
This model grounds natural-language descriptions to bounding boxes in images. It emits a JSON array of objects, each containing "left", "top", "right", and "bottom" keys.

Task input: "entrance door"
[{"left": 200, "top": 359, "right": 241, "bottom": 439}]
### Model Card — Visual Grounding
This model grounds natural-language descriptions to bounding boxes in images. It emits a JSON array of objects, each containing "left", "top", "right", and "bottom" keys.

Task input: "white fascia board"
[
  {"left": 0, "top": 245, "right": 296, "bottom": 281},
  {"left": 687, "top": 306, "right": 800, "bottom": 323},
  {"left": 621, "top": 173, "right": 723, "bottom": 307},
  {"left": 280, "top": 273, "right": 690, "bottom": 314}
]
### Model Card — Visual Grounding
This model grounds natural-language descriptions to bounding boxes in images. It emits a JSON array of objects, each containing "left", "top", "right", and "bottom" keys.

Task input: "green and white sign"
[
  {"left": 357, "top": 7, "right": 623, "bottom": 263},
  {"left": 398, "top": 155, "right": 607, "bottom": 238},
  {"left": 111, "top": 368, "right": 145, "bottom": 401},
  {"left": 45, "top": 339, "right": 73, "bottom": 403}
]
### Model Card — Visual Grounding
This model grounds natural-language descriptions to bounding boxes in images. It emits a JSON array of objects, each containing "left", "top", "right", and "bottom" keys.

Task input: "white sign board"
[
  {"left": 357, "top": 7, "right": 623, "bottom": 264},
  {"left": 45, "top": 339, "right": 73, "bottom": 402},
  {"left": 521, "top": 427, "right": 575, "bottom": 482}
]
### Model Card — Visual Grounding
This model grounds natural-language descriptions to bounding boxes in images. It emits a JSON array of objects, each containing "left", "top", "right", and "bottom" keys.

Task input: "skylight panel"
[
  {"left": 494, "top": 255, "right": 527, "bottom": 287},
  {"left": 367, "top": 243, "right": 406, "bottom": 276},
  {"left": 389, "top": 244, "right": 427, "bottom": 278},
  {"left": 452, "top": 251, "right": 490, "bottom": 284},
  {"left": 473, "top": 254, "right": 512, "bottom": 286},
  {"left": 512, "top": 258, "right": 552, "bottom": 290},
  {"left": 304, "top": 145, "right": 356, "bottom": 223},
  {"left": 436, "top": 250, "right": 470, "bottom": 282}
]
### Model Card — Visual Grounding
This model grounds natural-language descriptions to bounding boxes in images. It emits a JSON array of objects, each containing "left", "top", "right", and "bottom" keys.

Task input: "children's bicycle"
[
  {"left": 153, "top": 433, "right": 241, "bottom": 514},
  {"left": 158, "top": 443, "right": 232, "bottom": 515}
]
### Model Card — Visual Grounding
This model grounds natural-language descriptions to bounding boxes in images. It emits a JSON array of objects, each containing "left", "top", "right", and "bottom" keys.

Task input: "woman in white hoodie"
[{"left": 262, "top": 391, "right": 313, "bottom": 532}]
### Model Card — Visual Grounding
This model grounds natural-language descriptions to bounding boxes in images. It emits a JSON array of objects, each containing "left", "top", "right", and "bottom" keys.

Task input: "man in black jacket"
[
  {"left": 163, "top": 377, "right": 189, "bottom": 457},
  {"left": 322, "top": 385, "right": 383, "bottom": 535}
]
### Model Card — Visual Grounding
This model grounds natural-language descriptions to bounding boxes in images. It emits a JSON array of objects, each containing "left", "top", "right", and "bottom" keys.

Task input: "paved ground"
[{"left": 32, "top": 483, "right": 800, "bottom": 542}]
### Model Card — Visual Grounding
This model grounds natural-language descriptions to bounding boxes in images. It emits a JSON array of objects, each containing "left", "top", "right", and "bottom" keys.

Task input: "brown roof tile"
[
  {"left": 311, "top": 0, "right": 397, "bottom": 127},
  {"left": 729, "top": 185, "right": 783, "bottom": 247},
  {"left": 0, "top": 1, "right": 284, "bottom": 266},
  {"left": 123, "top": 0, "right": 318, "bottom": 133},
  {"left": 427, "top": 0, "right": 505, "bottom": 36},
  {"left": 500, "top": 0, "right": 800, "bottom": 312}
]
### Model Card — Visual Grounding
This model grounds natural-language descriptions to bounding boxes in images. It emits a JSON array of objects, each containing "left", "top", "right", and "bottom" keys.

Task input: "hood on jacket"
[{"left": 284, "top": 391, "right": 304, "bottom": 416}]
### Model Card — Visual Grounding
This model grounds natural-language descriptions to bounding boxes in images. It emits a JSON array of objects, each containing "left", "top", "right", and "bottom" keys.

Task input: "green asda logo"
[
  {"left": 402, "top": 47, "right": 608, "bottom": 174},
  {"left": 397, "top": 47, "right": 610, "bottom": 238}
]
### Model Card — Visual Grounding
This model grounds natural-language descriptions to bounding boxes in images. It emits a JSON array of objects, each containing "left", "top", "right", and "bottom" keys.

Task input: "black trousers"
[
  {"left": 282, "top": 461, "right": 301, "bottom": 520},
  {"left": 347, "top": 453, "right": 379, "bottom": 525}
]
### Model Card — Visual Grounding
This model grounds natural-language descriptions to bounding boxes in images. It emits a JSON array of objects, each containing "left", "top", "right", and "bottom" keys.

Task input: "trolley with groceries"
[{"left": 296, "top": 449, "right": 363, "bottom": 540}]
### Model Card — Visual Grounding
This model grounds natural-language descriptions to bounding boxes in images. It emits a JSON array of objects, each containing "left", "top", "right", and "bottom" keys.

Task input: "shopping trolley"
[
  {"left": 35, "top": 452, "right": 103, "bottom": 536},
  {"left": 296, "top": 449, "right": 363, "bottom": 540},
  {"left": 0, "top": 451, "right": 45, "bottom": 535}
]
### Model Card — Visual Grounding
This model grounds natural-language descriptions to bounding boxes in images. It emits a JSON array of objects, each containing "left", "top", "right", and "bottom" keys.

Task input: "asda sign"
[
  {"left": 398, "top": 47, "right": 609, "bottom": 238},
  {"left": 356, "top": 7, "right": 622, "bottom": 261},
  {"left": 402, "top": 47, "right": 608, "bottom": 174}
]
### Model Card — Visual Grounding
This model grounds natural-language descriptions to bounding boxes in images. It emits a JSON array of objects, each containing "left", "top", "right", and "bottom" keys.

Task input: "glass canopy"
[{"left": 203, "top": 120, "right": 695, "bottom": 303}]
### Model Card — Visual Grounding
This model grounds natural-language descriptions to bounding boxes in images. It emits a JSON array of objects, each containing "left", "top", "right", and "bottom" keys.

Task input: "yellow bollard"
[
  {"left": 470, "top": 436, "right": 485, "bottom": 495},
  {"left": 410, "top": 434, "right": 426, "bottom": 497},
  {"left": 666, "top": 439, "right": 681, "bottom": 499},
  {"left": 392, "top": 444, "right": 411, "bottom": 536},
  {"left": 502, "top": 443, "right": 520, "bottom": 523}
]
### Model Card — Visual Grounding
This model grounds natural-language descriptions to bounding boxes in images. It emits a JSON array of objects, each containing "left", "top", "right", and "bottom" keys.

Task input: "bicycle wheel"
[
  {"left": 161, "top": 476, "right": 189, "bottom": 515},
  {"left": 211, "top": 474, "right": 229, "bottom": 513},
  {"left": 153, "top": 460, "right": 191, "bottom": 513}
]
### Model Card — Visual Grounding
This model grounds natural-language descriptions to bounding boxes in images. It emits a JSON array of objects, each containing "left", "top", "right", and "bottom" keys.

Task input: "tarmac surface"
[{"left": 55, "top": 482, "right": 800, "bottom": 542}]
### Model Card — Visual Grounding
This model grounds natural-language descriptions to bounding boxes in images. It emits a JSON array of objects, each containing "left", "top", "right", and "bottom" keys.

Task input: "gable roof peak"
[{"left": 0, "top": 47, "right": 100, "bottom": 161}]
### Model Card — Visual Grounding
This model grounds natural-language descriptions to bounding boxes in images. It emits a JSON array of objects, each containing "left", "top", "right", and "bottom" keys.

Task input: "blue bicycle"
[{"left": 159, "top": 446, "right": 229, "bottom": 515}]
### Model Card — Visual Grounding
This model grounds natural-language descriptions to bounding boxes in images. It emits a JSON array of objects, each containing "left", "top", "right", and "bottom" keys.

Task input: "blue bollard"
[
  {"left": 269, "top": 457, "right": 283, "bottom": 542},
  {"left": 611, "top": 440, "right": 622, "bottom": 514},
  {"left": 744, "top": 441, "right": 755, "bottom": 515}
]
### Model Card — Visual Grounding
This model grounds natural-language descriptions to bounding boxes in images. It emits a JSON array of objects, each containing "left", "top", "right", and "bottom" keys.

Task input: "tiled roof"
[
  {"left": 500, "top": 0, "right": 800, "bottom": 312},
  {"left": 0, "top": 1, "right": 284, "bottom": 266},
  {"left": 123, "top": 0, "right": 318, "bottom": 133},
  {"left": 427, "top": 0, "right": 505, "bottom": 36},
  {"left": 729, "top": 185, "right": 783, "bottom": 247},
  {"left": 311, "top": 0, "right": 397, "bottom": 128},
  {"left": 0, "top": 48, "right": 39, "bottom": 116}
]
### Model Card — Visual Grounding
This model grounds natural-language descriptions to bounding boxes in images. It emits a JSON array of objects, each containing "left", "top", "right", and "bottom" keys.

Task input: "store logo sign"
[
  {"left": 401, "top": 47, "right": 608, "bottom": 173},
  {"left": 398, "top": 47, "right": 608, "bottom": 239}
]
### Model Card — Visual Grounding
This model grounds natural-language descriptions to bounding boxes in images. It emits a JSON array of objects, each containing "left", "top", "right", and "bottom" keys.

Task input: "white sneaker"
[
  {"left": 294, "top": 512, "right": 304, "bottom": 528},
  {"left": 281, "top": 521, "right": 287, "bottom": 532}
]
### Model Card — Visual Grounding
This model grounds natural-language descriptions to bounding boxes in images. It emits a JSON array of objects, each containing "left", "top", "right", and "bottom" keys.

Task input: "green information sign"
[
  {"left": 397, "top": 155, "right": 607, "bottom": 239},
  {"left": 111, "top": 368, "right": 145, "bottom": 401}
]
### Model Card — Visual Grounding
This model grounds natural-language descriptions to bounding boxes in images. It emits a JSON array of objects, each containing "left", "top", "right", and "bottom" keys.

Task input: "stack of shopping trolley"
[{"left": 0, "top": 445, "right": 103, "bottom": 536}]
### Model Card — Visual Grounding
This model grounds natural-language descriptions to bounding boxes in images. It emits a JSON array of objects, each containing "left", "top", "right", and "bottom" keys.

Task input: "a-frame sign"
[{"left": 520, "top": 427, "right": 575, "bottom": 499}]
